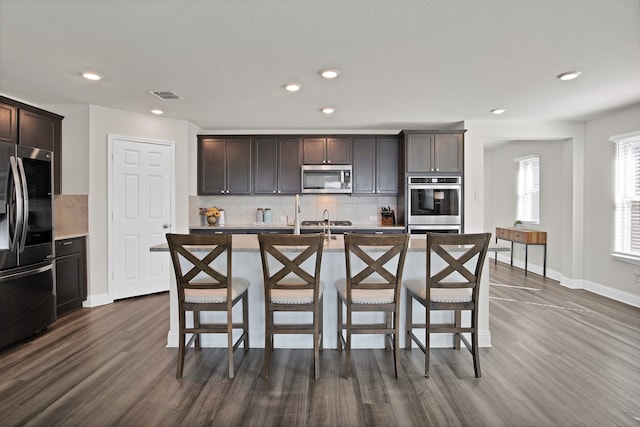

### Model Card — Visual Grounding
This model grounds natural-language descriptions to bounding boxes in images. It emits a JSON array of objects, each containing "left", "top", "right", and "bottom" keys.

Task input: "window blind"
[
  {"left": 517, "top": 156, "right": 539, "bottom": 223},
  {"left": 614, "top": 132, "right": 640, "bottom": 256}
]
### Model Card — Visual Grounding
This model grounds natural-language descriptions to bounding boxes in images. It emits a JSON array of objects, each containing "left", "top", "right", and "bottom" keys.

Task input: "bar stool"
[
  {"left": 166, "top": 233, "right": 250, "bottom": 379},
  {"left": 404, "top": 232, "right": 491, "bottom": 378},
  {"left": 258, "top": 233, "right": 324, "bottom": 379},
  {"left": 336, "top": 233, "right": 410, "bottom": 378}
]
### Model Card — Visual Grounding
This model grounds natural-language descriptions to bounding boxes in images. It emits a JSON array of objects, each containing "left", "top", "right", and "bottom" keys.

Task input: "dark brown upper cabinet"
[
  {"left": 376, "top": 136, "right": 400, "bottom": 193},
  {"left": 0, "top": 102, "right": 18, "bottom": 144},
  {"left": 353, "top": 136, "right": 399, "bottom": 195},
  {"left": 303, "top": 137, "right": 351, "bottom": 164},
  {"left": 198, "top": 136, "right": 252, "bottom": 195},
  {"left": 404, "top": 131, "right": 463, "bottom": 174},
  {"left": 0, "top": 96, "right": 63, "bottom": 194},
  {"left": 253, "top": 137, "right": 301, "bottom": 195}
]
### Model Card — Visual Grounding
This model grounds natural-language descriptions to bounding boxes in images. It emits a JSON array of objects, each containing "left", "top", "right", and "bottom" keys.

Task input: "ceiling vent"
[{"left": 149, "top": 91, "right": 183, "bottom": 100}]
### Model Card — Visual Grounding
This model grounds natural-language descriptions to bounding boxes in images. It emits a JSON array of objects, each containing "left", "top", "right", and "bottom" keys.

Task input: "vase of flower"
[{"left": 206, "top": 206, "right": 221, "bottom": 226}]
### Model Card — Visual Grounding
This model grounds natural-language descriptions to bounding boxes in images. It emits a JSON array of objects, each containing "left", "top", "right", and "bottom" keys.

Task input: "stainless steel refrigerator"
[{"left": 0, "top": 141, "right": 55, "bottom": 349}]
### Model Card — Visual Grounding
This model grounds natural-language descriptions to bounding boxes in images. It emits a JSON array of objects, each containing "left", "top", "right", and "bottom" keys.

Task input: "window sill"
[{"left": 611, "top": 252, "right": 640, "bottom": 266}]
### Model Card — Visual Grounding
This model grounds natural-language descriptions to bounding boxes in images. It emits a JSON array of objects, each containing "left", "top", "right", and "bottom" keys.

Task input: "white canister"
[
  {"left": 217, "top": 209, "right": 225, "bottom": 226},
  {"left": 256, "top": 208, "right": 264, "bottom": 223},
  {"left": 263, "top": 208, "right": 272, "bottom": 224}
]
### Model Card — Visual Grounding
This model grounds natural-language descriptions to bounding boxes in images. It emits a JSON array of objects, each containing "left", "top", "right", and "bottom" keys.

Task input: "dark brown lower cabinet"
[{"left": 55, "top": 237, "right": 87, "bottom": 317}]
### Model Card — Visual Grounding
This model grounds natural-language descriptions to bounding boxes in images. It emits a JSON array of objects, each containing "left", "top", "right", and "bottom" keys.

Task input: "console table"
[{"left": 495, "top": 227, "right": 547, "bottom": 277}]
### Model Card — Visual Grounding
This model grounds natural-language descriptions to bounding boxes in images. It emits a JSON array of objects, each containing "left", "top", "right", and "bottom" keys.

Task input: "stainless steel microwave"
[{"left": 301, "top": 165, "right": 352, "bottom": 194}]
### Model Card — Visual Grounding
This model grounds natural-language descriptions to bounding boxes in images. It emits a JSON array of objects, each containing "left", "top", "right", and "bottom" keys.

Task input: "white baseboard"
[
  {"left": 82, "top": 293, "right": 113, "bottom": 308},
  {"left": 560, "top": 279, "right": 640, "bottom": 308},
  {"left": 491, "top": 253, "right": 640, "bottom": 308},
  {"left": 493, "top": 253, "right": 562, "bottom": 281}
]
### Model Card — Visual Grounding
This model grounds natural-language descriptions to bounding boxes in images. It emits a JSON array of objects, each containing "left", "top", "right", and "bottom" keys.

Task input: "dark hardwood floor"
[{"left": 1, "top": 262, "right": 639, "bottom": 426}]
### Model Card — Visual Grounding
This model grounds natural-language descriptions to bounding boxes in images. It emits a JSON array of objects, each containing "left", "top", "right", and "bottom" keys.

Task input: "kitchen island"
[{"left": 152, "top": 234, "right": 504, "bottom": 349}]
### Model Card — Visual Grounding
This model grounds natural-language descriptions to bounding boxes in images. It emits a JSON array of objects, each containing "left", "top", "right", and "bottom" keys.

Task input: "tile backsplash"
[
  {"left": 190, "top": 195, "right": 398, "bottom": 226},
  {"left": 54, "top": 194, "right": 88, "bottom": 236}
]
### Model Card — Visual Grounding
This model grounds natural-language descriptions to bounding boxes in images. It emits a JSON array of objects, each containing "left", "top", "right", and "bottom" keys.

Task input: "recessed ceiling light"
[
  {"left": 320, "top": 69, "right": 340, "bottom": 79},
  {"left": 491, "top": 108, "right": 506, "bottom": 115},
  {"left": 151, "top": 109, "right": 163, "bottom": 115},
  {"left": 556, "top": 71, "right": 582, "bottom": 81},
  {"left": 82, "top": 72, "right": 103, "bottom": 81},
  {"left": 321, "top": 107, "right": 335, "bottom": 114},
  {"left": 284, "top": 83, "right": 302, "bottom": 92}
]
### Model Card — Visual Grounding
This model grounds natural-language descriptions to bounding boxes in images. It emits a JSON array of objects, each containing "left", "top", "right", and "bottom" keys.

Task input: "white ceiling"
[{"left": 1, "top": 0, "right": 639, "bottom": 131}]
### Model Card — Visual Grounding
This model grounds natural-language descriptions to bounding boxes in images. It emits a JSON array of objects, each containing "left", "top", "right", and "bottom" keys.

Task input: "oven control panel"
[{"left": 409, "top": 176, "right": 461, "bottom": 184}]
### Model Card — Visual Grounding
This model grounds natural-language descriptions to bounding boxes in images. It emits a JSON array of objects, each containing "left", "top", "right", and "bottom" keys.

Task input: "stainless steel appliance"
[
  {"left": 407, "top": 224, "right": 462, "bottom": 234},
  {"left": 301, "top": 164, "right": 352, "bottom": 194},
  {"left": 0, "top": 141, "right": 55, "bottom": 349},
  {"left": 407, "top": 176, "right": 462, "bottom": 233}
]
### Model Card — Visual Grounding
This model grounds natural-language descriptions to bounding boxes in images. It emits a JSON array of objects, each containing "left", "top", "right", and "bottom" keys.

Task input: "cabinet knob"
[
  {"left": 221, "top": 190, "right": 225, "bottom": 194},
  {"left": 327, "top": 160, "right": 331, "bottom": 163},
  {"left": 163, "top": 224, "right": 170, "bottom": 229},
  {"left": 277, "top": 190, "right": 281, "bottom": 193}
]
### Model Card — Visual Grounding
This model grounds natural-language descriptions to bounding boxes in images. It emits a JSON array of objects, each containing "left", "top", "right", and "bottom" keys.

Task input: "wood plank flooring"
[{"left": 1, "top": 262, "right": 639, "bottom": 426}]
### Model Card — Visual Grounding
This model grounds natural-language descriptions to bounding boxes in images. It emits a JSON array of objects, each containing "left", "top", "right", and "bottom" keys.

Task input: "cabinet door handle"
[{"left": 62, "top": 241, "right": 73, "bottom": 246}]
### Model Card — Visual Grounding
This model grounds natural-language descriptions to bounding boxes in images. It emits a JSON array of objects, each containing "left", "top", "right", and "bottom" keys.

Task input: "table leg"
[
  {"left": 510, "top": 242, "right": 514, "bottom": 266},
  {"left": 543, "top": 244, "right": 547, "bottom": 277},
  {"left": 524, "top": 244, "right": 529, "bottom": 276}
]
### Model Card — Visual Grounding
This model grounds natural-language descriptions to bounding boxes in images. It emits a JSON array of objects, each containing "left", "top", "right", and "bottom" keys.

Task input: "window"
[
  {"left": 516, "top": 155, "right": 539, "bottom": 224},
  {"left": 613, "top": 131, "right": 640, "bottom": 258}
]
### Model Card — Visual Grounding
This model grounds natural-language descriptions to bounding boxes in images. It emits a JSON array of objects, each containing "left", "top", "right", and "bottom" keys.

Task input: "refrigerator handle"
[
  {"left": 16, "top": 157, "right": 29, "bottom": 253},
  {"left": 8, "top": 156, "right": 23, "bottom": 253}
]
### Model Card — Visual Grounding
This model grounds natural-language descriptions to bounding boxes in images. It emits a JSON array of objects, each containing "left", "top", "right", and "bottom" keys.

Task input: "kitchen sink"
[{"left": 301, "top": 220, "right": 352, "bottom": 226}]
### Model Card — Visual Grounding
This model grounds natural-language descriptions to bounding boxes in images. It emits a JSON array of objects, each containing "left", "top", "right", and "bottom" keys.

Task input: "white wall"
[
  {"left": 467, "top": 120, "right": 585, "bottom": 285},
  {"left": 484, "top": 139, "right": 570, "bottom": 277},
  {"left": 84, "top": 106, "right": 191, "bottom": 301},
  {"left": 476, "top": 103, "right": 640, "bottom": 306},
  {"left": 43, "top": 104, "right": 90, "bottom": 195},
  {"left": 583, "top": 103, "right": 640, "bottom": 298}
]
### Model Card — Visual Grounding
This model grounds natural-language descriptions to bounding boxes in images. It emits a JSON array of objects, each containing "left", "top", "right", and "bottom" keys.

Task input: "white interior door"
[{"left": 110, "top": 136, "right": 174, "bottom": 300}]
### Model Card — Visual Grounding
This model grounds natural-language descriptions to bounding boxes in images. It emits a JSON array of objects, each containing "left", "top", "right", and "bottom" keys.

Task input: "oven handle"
[{"left": 408, "top": 184, "right": 461, "bottom": 190}]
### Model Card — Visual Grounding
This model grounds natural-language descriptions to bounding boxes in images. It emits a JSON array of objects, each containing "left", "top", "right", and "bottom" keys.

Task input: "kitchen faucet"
[{"left": 322, "top": 209, "right": 331, "bottom": 241}]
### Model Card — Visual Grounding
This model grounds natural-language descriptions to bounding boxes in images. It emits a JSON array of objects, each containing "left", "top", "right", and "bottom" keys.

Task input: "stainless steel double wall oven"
[{"left": 406, "top": 176, "right": 462, "bottom": 234}]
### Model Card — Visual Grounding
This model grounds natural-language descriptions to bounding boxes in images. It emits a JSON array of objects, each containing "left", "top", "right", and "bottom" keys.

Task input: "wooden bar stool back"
[
  {"left": 405, "top": 232, "right": 491, "bottom": 378},
  {"left": 258, "top": 233, "right": 324, "bottom": 379},
  {"left": 166, "top": 233, "right": 250, "bottom": 379},
  {"left": 336, "top": 233, "right": 410, "bottom": 378}
]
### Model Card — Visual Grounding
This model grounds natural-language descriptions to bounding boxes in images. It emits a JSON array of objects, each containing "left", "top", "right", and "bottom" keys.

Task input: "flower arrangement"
[
  {"left": 199, "top": 207, "right": 222, "bottom": 225},
  {"left": 206, "top": 207, "right": 221, "bottom": 218}
]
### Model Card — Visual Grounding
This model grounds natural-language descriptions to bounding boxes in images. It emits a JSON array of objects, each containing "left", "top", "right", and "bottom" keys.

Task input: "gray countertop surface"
[
  {"left": 152, "top": 234, "right": 510, "bottom": 253},
  {"left": 55, "top": 233, "right": 89, "bottom": 240},
  {"left": 189, "top": 223, "right": 406, "bottom": 231}
]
